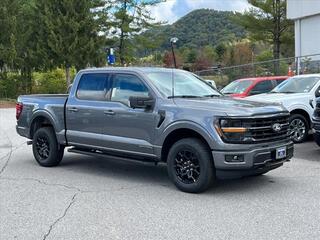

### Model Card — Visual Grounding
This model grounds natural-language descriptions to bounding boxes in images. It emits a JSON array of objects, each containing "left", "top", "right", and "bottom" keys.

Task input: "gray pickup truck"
[{"left": 16, "top": 67, "right": 294, "bottom": 193}]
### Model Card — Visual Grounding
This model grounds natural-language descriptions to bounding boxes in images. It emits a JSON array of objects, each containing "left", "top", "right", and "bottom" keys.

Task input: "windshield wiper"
[
  {"left": 278, "top": 91, "right": 297, "bottom": 94},
  {"left": 168, "top": 95, "right": 203, "bottom": 99},
  {"left": 202, "top": 94, "right": 221, "bottom": 98}
]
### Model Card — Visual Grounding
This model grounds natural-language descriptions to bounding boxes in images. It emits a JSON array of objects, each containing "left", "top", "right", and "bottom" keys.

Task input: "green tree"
[
  {"left": 234, "top": 0, "right": 294, "bottom": 74},
  {"left": 215, "top": 43, "right": 226, "bottom": 62},
  {"left": 106, "top": 0, "right": 164, "bottom": 65},
  {"left": 0, "top": 0, "right": 19, "bottom": 71},
  {"left": 15, "top": 0, "right": 39, "bottom": 93},
  {"left": 35, "top": 0, "right": 106, "bottom": 85},
  {"left": 0, "top": 0, "right": 40, "bottom": 93},
  {"left": 187, "top": 49, "right": 197, "bottom": 63}
]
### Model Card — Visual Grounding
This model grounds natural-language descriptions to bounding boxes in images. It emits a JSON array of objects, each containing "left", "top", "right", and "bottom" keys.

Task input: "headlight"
[{"left": 215, "top": 118, "right": 250, "bottom": 143}]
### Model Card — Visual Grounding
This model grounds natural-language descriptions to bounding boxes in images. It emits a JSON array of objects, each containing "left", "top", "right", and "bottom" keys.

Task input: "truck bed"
[{"left": 17, "top": 94, "right": 69, "bottom": 142}]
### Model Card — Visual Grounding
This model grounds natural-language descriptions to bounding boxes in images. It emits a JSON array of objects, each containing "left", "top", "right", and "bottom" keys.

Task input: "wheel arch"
[
  {"left": 29, "top": 111, "right": 56, "bottom": 139},
  {"left": 290, "top": 109, "right": 311, "bottom": 128},
  {"left": 159, "top": 122, "right": 214, "bottom": 162}
]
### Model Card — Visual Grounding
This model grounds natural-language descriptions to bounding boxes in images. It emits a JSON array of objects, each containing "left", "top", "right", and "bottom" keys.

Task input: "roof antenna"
[{"left": 170, "top": 38, "right": 178, "bottom": 98}]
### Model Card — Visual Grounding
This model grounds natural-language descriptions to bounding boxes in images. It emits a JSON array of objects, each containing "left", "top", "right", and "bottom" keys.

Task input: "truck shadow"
[{"left": 60, "top": 153, "right": 285, "bottom": 194}]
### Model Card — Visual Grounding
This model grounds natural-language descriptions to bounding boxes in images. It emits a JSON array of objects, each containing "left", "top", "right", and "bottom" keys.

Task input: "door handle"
[
  {"left": 68, "top": 107, "right": 78, "bottom": 112},
  {"left": 104, "top": 110, "right": 115, "bottom": 115}
]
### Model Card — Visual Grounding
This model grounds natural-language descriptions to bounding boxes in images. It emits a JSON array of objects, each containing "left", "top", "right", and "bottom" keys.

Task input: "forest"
[{"left": 0, "top": 0, "right": 294, "bottom": 99}]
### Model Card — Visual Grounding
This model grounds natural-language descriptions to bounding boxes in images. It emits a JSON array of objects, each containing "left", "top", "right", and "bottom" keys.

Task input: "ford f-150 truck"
[{"left": 16, "top": 67, "right": 294, "bottom": 193}]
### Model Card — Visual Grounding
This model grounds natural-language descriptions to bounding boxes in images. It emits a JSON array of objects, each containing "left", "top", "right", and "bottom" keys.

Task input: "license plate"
[{"left": 276, "top": 147, "right": 287, "bottom": 159}]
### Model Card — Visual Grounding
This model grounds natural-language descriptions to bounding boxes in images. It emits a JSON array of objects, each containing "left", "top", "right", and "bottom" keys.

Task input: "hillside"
[{"left": 143, "top": 9, "right": 246, "bottom": 51}]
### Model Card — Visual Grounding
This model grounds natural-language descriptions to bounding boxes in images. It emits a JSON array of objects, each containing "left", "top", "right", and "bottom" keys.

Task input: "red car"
[{"left": 221, "top": 76, "right": 289, "bottom": 98}]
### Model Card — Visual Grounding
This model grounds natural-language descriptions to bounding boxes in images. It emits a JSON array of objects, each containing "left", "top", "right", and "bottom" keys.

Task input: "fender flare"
[
  {"left": 29, "top": 110, "right": 57, "bottom": 137},
  {"left": 158, "top": 120, "right": 216, "bottom": 149}
]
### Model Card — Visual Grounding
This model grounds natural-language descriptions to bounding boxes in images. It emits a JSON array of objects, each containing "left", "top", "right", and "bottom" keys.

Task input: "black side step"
[{"left": 68, "top": 148, "right": 159, "bottom": 165}]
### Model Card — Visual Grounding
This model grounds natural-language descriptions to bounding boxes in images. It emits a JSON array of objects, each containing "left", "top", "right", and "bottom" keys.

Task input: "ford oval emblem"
[{"left": 272, "top": 123, "right": 282, "bottom": 132}]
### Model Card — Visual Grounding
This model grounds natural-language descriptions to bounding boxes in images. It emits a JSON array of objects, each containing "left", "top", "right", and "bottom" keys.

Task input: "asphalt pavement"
[{"left": 1, "top": 108, "right": 320, "bottom": 240}]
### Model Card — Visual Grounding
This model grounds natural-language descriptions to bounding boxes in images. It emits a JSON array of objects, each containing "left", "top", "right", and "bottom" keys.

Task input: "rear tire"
[
  {"left": 289, "top": 114, "right": 309, "bottom": 143},
  {"left": 167, "top": 138, "right": 214, "bottom": 193},
  {"left": 32, "top": 127, "right": 64, "bottom": 167}
]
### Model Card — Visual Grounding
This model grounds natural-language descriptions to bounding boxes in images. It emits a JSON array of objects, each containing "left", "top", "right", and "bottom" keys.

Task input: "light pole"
[{"left": 170, "top": 37, "right": 179, "bottom": 68}]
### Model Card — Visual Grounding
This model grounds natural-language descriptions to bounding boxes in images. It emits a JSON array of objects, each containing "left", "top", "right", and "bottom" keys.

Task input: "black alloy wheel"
[
  {"left": 174, "top": 150, "right": 200, "bottom": 184},
  {"left": 35, "top": 135, "right": 50, "bottom": 160},
  {"left": 32, "top": 127, "right": 64, "bottom": 167},
  {"left": 167, "top": 138, "right": 214, "bottom": 193}
]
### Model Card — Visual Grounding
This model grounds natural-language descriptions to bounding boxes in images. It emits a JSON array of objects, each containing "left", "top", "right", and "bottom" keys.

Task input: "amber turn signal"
[{"left": 221, "top": 127, "right": 247, "bottom": 133}]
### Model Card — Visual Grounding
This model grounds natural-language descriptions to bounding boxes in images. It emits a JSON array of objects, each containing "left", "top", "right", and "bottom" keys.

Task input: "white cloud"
[
  {"left": 149, "top": 1, "right": 178, "bottom": 24},
  {"left": 150, "top": 0, "right": 251, "bottom": 24},
  {"left": 185, "top": 0, "right": 249, "bottom": 12}
]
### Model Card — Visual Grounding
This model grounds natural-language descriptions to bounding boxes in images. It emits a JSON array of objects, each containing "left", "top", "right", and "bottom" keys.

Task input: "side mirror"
[
  {"left": 129, "top": 96, "right": 155, "bottom": 109},
  {"left": 206, "top": 80, "right": 217, "bottom": 88},
  {"left": 315, "top": 88, "right": 320, "bottom": 98}
]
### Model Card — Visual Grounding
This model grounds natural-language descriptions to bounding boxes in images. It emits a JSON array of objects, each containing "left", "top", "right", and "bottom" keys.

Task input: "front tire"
[
  {"left": 289, "top": 114, "right": 309, "bottom": 143},
  {"left": 32, "top": 127, "right": 64, "bottom": 167},
  {"left": 167, "top": 138, "right": 214, "bottom": 193}
]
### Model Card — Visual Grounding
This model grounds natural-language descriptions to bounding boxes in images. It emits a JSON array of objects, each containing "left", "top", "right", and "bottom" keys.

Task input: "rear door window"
[{"left": 77, "top": 73, "right": 111, "bottom": 101}]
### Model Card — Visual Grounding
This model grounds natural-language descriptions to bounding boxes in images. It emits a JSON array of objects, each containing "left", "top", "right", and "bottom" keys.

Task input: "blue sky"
[{"left": 150, "top": 0, "right": 251, "bottom": 23}]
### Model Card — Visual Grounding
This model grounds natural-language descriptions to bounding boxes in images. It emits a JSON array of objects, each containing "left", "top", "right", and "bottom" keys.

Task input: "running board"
[{"left": 68, "top": 147, "right": 159, "bottom": 165}]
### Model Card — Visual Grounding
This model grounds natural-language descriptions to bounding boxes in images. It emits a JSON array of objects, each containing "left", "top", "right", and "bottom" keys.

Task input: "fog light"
[{"left": 225, "top": 154, "right": 244, "bottom": 162}]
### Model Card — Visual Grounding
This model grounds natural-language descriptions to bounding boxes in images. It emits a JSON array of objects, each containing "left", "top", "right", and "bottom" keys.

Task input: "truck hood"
[
  {"left": 247, "top": 92, "right": 309, "bottom": 104},
  {"left": 173, "top": 96, "right": 287, "bottom": 117}
]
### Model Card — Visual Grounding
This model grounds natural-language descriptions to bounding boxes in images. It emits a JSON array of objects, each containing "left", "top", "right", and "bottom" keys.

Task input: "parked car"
[
  {"left": 221, "top": 76, "right": 288, "bottom": 98},
  {"left": 312, "top": 97, "right": 320, "bottom": 146},
  {"left": 247, "top": 74, "right": 320, "bottom": 143},
  {"left": 16, "top": 67, "right": 293, "bottom": 193}
]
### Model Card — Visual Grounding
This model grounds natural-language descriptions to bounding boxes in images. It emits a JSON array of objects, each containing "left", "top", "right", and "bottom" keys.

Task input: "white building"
[{"left": 287, "top": 0, "right": 320, "bottom": 61}]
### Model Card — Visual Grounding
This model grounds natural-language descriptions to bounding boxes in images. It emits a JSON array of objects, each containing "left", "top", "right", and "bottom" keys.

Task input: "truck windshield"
[
  {"left": 271, "top": 76, "right": 320, "bottom": 93},
  {"left": 221, "top": 80, "right": 253, "bottom": 94},
  {"left": 146, "top": 71, "right": 221, "bottom": 98}
]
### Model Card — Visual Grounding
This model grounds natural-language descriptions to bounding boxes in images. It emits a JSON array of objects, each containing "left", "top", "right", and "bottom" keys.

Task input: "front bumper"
[{"left": 212, "top": 140, "right": 294, "bottom": 179}]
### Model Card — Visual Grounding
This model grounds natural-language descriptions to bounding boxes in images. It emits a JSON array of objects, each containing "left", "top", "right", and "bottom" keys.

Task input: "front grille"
[{"left": 243, "top": 115, "right": 290, "bottom": 143}]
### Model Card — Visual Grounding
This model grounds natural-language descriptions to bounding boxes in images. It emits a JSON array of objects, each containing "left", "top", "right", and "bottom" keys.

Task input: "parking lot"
[{"left": 1, "top": 108, "right": 320, "bottom": 240}]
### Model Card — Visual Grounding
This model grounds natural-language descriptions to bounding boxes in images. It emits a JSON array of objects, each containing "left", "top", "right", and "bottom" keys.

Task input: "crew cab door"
[
  {"left": 101, "top": 73, "right": 158, "bottom": 157},
  {"left": 65, "top": 72, "right": 112, "bottom": 148}
]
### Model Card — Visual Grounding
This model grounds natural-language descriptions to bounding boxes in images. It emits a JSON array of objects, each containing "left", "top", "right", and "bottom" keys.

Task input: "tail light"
[{"left": 16, "top": 103, "right": 23, "bottom": 120}]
